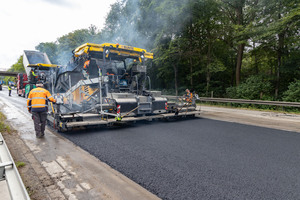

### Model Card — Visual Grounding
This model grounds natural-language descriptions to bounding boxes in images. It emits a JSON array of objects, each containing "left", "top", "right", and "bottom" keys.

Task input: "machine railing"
[
  {"left": 0, "top": 133, "right": 30, "bottom": 200},
  {"left": 146, "top": 76, "right": 151, "bottom": 91},
  {"left": 163, "top": 96, "right": 300, "bottom": 108}
]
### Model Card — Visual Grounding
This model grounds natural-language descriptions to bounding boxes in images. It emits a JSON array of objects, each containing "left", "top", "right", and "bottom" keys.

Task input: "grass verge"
[
  {"left": 16, "top": 161, "right": 26, "bottom": 168},
  {"left": 0, "top": 111, "right": 12, "bottom": 133}
]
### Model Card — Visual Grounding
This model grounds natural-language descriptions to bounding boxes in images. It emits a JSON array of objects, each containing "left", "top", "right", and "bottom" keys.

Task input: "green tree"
[
  {"left": 36, "top": 42, "right": 58, "bottom": 64},
  {"left": 226, "top": 75, "right": 272, "bottom": 100},
  {"left": 283, "top": 80, "right": 300, "bottom": 102},
  {"left": 4, "top": 55, "right": 25, "bottom": 84},
  {"left": 246, "top": 0, "right": 300, "bottom": 98},
  {"left": 31, "top": 0, "right": 299, "bottom": 100},
  {"left": 36, "top": 25, "right": 101, "bottom": 65}
]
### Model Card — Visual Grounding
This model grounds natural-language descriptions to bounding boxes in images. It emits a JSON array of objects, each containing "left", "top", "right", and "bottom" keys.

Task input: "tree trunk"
[
  {"left": 189, "top": 21, "right": 194, "bottom": 89},
  {"left": 275, "top": 31, "right": 284, "bottom": 99},
  {"left": 190, "top": 57, "right": 193, "bottom": 88},
  {"left": 206, "top": 73, "right": 210, "bottom": 97},
  {"left": 236, "top": 43, "right": 245, "bottom": 86},
  {"left": 253, "top": 42, "right": 259, "bottom": 74},
  {"left": 275, "top": 5, "right": 284, "bottom": 99},
  {"left": 232, "top": 55, "right": 235, "bottom": 86},
  {"left": 206, "top": 35, "right": 212, "bottom": 96},
  {"left": 235, "top": 2, "right": 245, "bottom": 86},
  {"left": 173, "top": 64, "right": 178, "bottom": 96}
]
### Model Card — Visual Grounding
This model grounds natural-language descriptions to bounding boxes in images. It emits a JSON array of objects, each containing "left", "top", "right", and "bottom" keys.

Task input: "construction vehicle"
[
  {"left": 22, "top": 50, "right": 58, "bottom": 98},
  {"left": 17, "top": 73, "right": 28, "bottom": 97},
  {"left": 46, "top": 43, "right": 200, "bottom": 132}
]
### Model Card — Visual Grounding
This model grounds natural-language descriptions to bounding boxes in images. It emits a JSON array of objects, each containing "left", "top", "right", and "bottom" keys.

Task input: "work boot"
[{"left": 36, "top": 133, "right": 43, "bottom": 138}]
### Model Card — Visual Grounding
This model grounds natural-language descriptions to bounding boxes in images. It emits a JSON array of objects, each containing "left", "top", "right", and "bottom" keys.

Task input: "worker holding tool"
[
  {"left": 183, "top": 89, "right": 193, "bottom": 103},
  {"left": 27, "top": 81, "right": 56, "bottom": 138}
]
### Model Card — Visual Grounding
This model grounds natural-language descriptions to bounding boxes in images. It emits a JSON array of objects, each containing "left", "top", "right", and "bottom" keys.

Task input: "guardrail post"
[
  {"left": 0, "top": 133, "right": 30, "bottom": 200},
  {"left": 0, "top": 161, "right": 13, "bottom": 181}
]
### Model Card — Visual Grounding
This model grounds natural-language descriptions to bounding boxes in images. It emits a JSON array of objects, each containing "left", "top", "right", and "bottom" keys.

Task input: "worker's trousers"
[{"left": 32, "top": 111, "right": 47, "bottom": 137}]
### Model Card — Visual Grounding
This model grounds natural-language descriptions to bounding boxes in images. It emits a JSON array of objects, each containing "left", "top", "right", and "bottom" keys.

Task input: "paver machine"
[
  {"left": 48, "top": 43, "right": 200, "bottom": 132},
  {"left": 22, "top": 50, "right": 58, "bottom": 98}
]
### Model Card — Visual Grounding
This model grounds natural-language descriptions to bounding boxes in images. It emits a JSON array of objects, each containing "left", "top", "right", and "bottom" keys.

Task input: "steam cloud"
[{"left": 36, "top": 0, "right": 191, "bottom": 65}]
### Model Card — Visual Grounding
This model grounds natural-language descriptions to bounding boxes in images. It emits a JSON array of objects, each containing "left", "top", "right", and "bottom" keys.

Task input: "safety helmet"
[{"left": 36, "top": 81, "right": 44, "bottom": 87}]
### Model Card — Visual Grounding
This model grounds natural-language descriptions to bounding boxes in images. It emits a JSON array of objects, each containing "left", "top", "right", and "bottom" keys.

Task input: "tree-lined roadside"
[{"left": 5, "top": 0, "right": 300, "bottom": 102}]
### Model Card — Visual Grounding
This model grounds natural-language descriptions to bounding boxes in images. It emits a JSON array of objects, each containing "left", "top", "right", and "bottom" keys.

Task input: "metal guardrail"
[
  {"left": 0, "top": 133, "right": 30, "bottom": 200},
  {"left": 163, "top": 96, "right": 300, "bottom": 108}
]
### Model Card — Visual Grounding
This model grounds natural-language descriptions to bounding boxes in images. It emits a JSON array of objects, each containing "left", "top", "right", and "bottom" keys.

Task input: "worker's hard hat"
[{"left": 36, "top": 81, "right": 44, "bottom": 87}]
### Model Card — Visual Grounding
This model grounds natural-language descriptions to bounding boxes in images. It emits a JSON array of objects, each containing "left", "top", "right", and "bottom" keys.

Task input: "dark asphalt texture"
[{"left": 59, "top": 118, "right": 300, "bottom": 200}]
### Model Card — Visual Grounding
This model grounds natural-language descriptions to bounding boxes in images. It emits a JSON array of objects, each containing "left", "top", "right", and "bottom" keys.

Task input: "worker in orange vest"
[
  {"left": 27, "top": 81, "right": 56, "bottom": 138},
  {"left": 83, "top": 60, "right": 90, "bottom": 79},
  {"left": 184, "top": 89, "right": 193, "bottom": 103},
  {"left": 83, "top": 60, "right": 90, "bottom": 70}
]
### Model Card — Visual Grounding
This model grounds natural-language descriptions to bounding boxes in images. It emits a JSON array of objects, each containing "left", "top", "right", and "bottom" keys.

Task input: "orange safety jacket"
[
  {"left": 83, "top": 60, "right": 90, "bottom": 69},
  {"left": 27, "top": 87, "right": 56, "bottom": 112},
  {"left": 185, "top": 92, "right": 193, "bottom": 103}
]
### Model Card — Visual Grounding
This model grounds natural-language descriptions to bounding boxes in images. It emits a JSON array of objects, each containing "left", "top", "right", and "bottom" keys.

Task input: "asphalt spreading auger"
[{"left": 24, "top": 43, "right": 200, "bottom": 132}]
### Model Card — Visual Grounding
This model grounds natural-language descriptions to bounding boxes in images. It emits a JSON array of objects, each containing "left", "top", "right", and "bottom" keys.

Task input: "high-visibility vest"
[
  {"left": 27, "top": 87, "right": 56, "bottom": 112},
  {"left": 83, "top": 60, "right": 90, "bottom": 69},
  {"left": 8, "top": 85, "right": 11, "bottom": 90},
  {"left": 185, "top": 92, "right": 193, "bottom": 103},
  {"left": 32, "top": 70, "right": 37, "bottom": 77}
]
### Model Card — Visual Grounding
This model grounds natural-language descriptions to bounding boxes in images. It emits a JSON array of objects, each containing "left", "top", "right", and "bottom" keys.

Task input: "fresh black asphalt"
[{"left": 59, "top": 118, "right": 300, "bottom": 200}]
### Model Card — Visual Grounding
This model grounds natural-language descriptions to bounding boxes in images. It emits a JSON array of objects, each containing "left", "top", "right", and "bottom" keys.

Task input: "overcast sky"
[{"left": 0, "top": 0, "right": 117, "bottom": 71}]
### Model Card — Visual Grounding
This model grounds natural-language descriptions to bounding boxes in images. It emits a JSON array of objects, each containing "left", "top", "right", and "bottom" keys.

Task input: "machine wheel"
[{"left": 57, "top": 126, "right": 68, "bottom": 133}]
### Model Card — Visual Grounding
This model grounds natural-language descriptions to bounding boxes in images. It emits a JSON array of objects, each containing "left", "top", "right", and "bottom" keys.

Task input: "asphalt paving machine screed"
[{"left": 47, "top": 43, "right": 200, "bottom": 132}]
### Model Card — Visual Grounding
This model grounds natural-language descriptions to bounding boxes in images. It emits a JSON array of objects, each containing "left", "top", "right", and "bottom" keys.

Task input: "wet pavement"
[
  {"left": 0, "top": 87, "right": 160, "bottom": 200},
  {"left": 59, "top": 117, "right": 300, "bottom": 200}
]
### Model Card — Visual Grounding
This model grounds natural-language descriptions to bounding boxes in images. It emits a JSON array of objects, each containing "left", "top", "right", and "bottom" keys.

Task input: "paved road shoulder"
[
  {"left": 0, "top": 95, "right": 160, "bottom": 200},
  {"left": 199, "top": 105, "right": 300, "bottom": 133}
]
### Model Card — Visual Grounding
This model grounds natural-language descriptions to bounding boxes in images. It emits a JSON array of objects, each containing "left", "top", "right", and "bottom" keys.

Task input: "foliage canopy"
[{"left": 20, "top": 0, "right": 300, "bottom": 101}]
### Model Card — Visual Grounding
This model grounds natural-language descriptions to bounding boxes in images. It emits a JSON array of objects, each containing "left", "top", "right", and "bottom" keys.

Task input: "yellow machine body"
[{"left": 73, "top": 43, "right": 154, "bottom": 60}]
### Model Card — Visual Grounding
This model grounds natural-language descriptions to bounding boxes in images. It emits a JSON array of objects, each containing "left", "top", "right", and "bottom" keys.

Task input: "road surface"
[
  {"left": 0, "top": 86, "right": 160, "bottom": 200},
  {"left": 60, "top": 112, "right": 300, "bottom": 199}
]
